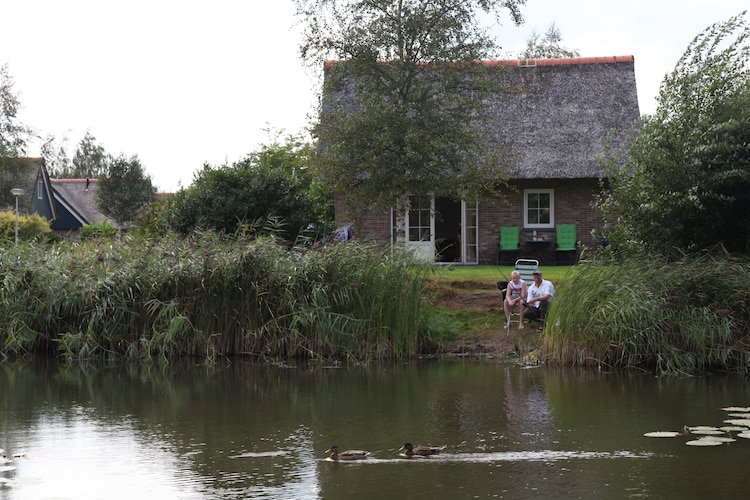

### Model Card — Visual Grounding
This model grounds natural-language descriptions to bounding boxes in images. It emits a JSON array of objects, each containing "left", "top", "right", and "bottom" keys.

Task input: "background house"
[
  {"left": 333, "top": 55, "right": 641, "bottom": 265},
  {"left": 33, "top": 161, "right": 113, "bottom": 235}
]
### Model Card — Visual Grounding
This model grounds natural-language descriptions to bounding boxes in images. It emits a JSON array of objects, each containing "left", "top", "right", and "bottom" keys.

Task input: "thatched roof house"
[{"left": 329, "top": 55, "right": 641, "bottom": 265}]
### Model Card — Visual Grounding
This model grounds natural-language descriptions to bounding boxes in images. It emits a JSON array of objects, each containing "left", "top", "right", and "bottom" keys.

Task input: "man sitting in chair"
[{"left": 523, "top": 269, "right": 554, "bottom": 331}]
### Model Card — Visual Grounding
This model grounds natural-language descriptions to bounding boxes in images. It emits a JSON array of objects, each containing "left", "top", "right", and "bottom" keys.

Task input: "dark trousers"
[{"left": 523, "top": 301, "right": 549, "bottom": 324}]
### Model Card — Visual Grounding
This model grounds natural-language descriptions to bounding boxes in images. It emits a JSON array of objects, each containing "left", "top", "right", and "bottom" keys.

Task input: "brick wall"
[{"left": 336, "top": 179, "right": 605, "bottom": 264}]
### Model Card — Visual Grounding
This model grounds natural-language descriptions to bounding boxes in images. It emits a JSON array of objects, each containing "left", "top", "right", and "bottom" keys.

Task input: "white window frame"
[{"left": 524, "top": 188, "right": 554, "bottom": 229}]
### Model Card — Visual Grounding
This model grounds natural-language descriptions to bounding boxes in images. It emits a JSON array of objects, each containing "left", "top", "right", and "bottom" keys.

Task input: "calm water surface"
[{"left": 1, "top": 358, "right": 749, "bottom": 499}]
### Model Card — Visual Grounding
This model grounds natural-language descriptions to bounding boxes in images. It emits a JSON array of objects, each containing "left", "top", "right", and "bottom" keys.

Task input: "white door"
[
  {"left": 405, "top": 195, "right": 434, "bottom": 262},
  {"left": 462, "top": 200, "right": 479, "bottom": 264}
]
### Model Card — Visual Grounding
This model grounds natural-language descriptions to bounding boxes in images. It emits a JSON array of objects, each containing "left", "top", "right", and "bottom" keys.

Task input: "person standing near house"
[
  {"left": 504, "top": 271, "right": 527, "bottom": 329},
  {"left": 523, "top": 269, "right": 554, "bottom": 331}
]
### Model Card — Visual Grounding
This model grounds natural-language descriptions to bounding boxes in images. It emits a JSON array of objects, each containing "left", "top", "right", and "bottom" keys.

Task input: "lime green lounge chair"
[
  {"left": 496, "top": 226, "right": 520, "bottom": 265},
  {"left": 555, "top": 224, "right": 578, "bottom": 265}
]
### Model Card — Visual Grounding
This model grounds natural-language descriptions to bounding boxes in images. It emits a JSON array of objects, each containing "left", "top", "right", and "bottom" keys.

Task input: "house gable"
[{"left": 32, "top": 163, "right": 113, "bottom": 233}]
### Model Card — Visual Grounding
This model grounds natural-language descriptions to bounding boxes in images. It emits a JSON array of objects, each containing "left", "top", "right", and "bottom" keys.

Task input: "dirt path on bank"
[{"left": 432, "top": 283, "right": 543, "bottom": 361}]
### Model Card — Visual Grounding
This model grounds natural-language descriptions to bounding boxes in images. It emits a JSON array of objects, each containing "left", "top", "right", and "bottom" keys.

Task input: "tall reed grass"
[
  {"left": 543, "top": 252, "right": 750, "bottom": 375},
  {"left": 0, "top": 233, "right": 429, "bottom": 363}
]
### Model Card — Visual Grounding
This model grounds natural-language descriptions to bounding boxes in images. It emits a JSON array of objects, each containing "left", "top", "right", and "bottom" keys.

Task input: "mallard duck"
[
  {"left": 325, "top": 445, "right": 369, "bottom": 460},
  {"left": 399, "top": 442, "right": 444, "bottom": 456}
]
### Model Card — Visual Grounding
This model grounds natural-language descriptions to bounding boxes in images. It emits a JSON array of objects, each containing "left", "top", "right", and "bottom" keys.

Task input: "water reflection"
[{"left": 1, "top": 359, "right": 749, "bottom": 499}]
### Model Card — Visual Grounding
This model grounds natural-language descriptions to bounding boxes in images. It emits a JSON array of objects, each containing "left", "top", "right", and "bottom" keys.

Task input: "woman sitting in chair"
[{"left": 504, "top": 271, "right": 527, "bottom": 329}]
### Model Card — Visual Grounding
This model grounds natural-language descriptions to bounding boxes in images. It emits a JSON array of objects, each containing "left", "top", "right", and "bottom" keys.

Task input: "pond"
[{"left": 1, "top": 358, "right": 749, "bottom": 499}]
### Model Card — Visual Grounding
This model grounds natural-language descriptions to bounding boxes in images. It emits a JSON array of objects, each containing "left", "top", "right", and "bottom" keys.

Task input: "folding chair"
[
  {"left": 496, "top": 226, "right": 520, "bottom": 265},
  {"left": 514, "top": 259, "right": 539, "bottom": 282}
]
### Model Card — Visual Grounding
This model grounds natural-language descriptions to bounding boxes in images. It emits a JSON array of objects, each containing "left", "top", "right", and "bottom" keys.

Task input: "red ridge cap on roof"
[
  {"left": 494, "top": 55, "right": 634, "bottom": 67},
  {"left": 325, "top": 55, "right": 634, "bottom": 69}
]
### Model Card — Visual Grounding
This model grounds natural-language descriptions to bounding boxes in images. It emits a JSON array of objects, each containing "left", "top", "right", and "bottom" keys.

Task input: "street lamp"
[{"left": 10, "top": 188, "right": 24, "bottom": 245}]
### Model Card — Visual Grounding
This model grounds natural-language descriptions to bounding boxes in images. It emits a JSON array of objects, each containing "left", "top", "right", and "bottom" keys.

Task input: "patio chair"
[
  {"left": 496, "top": 226, "right": 520, "bottom": 265},
  {"left": 555, "top": 224, "right": 578, "bottom": 265}
]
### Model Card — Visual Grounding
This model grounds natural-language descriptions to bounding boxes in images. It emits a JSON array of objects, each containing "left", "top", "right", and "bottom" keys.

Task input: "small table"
[{"left": 526, "top": 239, "right": 554, "bottom": 265}]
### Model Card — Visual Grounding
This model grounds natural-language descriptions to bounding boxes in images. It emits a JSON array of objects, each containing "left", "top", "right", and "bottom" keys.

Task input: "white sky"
[{"left": 1, "top": 0, "right": 746, "bottom": 192}]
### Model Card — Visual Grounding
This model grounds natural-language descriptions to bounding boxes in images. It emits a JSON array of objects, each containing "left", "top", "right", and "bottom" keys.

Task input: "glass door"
[{"left": 462, "top": 201, "right": 478, "bottom": 264}]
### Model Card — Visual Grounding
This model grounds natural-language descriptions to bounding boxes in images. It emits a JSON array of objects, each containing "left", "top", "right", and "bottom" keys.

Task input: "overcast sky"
[{"left": 1, "top": 0, "right": 746, "bottom": 192}]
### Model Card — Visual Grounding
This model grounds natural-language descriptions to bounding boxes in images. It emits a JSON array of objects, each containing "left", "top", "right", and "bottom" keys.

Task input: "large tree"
[
  {"left": 96, "top": 154, "right": 156, "bottom": 226},
  {"left": 598, "top": 12, "right": 750, "bottom": 254},
  {"left": 0, "top": 64, "right": 35, "bottom": 208},
  {"left": 0, "top": 64, "right": 32, "bottom": 159},
  {"left": 294, "top": 0, "right": 526, "bottom": 240}
]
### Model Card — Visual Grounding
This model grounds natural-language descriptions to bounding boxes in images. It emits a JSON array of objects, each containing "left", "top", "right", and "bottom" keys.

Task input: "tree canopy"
[
  {"left": 520, "top": 22, "right": 580, "bottom": 59},
  {"left": 0, "top": 64, "right": 32, "bottom": 159},
  {"left": 295, "top": 0, "right": 526, "bottom": 229},
  {"left": 164, "top": 136, "right": 331, "bottom": 241},
  {"left": 599, "top": 11, "right": 750, "bottom": 254},
  {"left": 0, "top": 64, "right": 35, "bottom": 208},
  {"left": 96, "top": 154, "right": 156, "bottom": 226}
]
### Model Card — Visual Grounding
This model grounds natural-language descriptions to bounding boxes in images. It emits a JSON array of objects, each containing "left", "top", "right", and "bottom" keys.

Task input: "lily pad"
[
  {"left": 722, "top": 406, "right": 750, "bottom": 412},
  {"left": 724, "top": 419, "right": 750, "bottom": 426},
  {"left": 686, "top": 439, "right": 724, "bottom": 446},
  {"left": 701, "top": 436, "right": 736, "bottom": 443},
  {"left": 719, "top": 426, "right": 748, "bottom": 432},
  {"left": 686, "top": 426, "right": 720, "bottom": 432},
  {"left": 689, "top": 429, "right": 725, "bottom": 435},
  {"left": 644, "top": 431, "right": 681, "bottom": 438}
]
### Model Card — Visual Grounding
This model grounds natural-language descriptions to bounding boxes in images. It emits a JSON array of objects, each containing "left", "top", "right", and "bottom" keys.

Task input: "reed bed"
[
  {"left": 542, "top": 253, "right": 750, "bottom": 375},
  {"left": 0, "top": 233, "right": 429, "bottom": 363}
]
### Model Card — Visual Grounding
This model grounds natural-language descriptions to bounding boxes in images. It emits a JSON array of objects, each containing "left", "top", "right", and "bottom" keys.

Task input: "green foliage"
[
  {"left": 131, "top": 195, "right": 174, "bottom": 238},
  {"left": 165, "top": 136, "right": 332, "bottom": 240},
  {"left": 96, "top": 154, "right": 156, "bottom": 225},
  {"left": 0, "top": 157, "right": 36, "bottom": 209},
  {"left": 0, "top": 64, "right": 32, "bottom": 158},
  {"left": 42, "top": 131, "right": 111, "bottom": 179},
  {"left": 0, "top": 210, "right": 52, "bottom": 242},
  {"left": 520, "top": 22, "right": 580, "bottom": 59},
  {"left": 295, "top": 0, "right": 526, "bottom": 218},
  {"left": 543, "top": 253, "right": 750, "bottom": 375},
  {"left": 599, "top": 12, "right": 750, "bottom": 254},
  {"left": 40, "top": 134, "right": 72, "bottom": 178},
  {"left": 80, "top": 221, "right": 118, "bottom": 239},
  {"left": 0, "top": 234, "right": 429, "bottom": 363},
  {"left": 71, "top": 131, "right": 109, "bottom": 178}
]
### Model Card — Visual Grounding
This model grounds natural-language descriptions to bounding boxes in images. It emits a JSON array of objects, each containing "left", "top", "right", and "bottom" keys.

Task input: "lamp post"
[{"left": 10, "top": 188, "right": 24, "bottom": 245}]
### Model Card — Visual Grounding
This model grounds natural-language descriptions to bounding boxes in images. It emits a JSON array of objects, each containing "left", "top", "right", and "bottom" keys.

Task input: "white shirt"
[{"left": 527, "top": 279, "right": 554, "bottom": 308}]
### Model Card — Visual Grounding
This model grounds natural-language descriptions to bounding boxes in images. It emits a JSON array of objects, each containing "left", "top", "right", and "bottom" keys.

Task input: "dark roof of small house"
[
  {"left": 483, "top": 56, "right": 640, "bottom": 179},
  {"left": 324, "top": 55, "right": 640, "bottom": 180},
  {"left": 50, "top": 178, "right": 111, "bottom": 226}
]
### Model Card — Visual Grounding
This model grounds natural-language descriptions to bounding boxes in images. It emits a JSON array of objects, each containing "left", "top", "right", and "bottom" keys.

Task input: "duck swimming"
[
  {"left": 325, "top": 445, "right": 369, "bottom": 460},
  {"left": 399, "top": 442, "right": 444, "bottom": 456}
]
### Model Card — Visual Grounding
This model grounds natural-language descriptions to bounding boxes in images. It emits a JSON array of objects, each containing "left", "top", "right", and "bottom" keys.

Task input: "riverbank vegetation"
[
  {"left": 0, "top": 234, "right": 430, "bottom": 363},
  {"left": 543, "top": 251, "right": 750, "bottom": 375}
]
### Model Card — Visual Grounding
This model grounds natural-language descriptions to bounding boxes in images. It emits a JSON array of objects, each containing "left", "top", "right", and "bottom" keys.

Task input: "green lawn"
[{"left": 429, "top": 264, "right": 574, "bottom": 284}]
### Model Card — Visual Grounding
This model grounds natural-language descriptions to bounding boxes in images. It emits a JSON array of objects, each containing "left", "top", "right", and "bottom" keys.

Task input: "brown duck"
[
  {"left": 325, "top": 445, "right": 369, "bottom": 460},
  {"left": 399, "top": 442, "right": 444, "bottom": 456}
]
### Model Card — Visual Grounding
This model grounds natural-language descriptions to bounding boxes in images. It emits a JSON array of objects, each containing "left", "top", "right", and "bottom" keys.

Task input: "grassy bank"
[{"left": 0, "top": 234, "right": 429, "bottom": 363}]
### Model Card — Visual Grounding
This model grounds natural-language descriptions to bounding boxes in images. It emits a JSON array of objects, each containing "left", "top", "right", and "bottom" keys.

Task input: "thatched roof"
[
  {"left": 483, "top": 56, "right": 640, "bottom": 179},
  {"left": 323, "top": 55, "right": 640, "bottom": 180}
]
